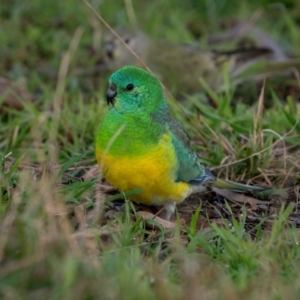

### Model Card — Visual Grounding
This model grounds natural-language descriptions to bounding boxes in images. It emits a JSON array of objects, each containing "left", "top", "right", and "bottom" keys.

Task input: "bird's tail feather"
[{"left": 213, "top": 178, "right": 287, "bottom": 198}]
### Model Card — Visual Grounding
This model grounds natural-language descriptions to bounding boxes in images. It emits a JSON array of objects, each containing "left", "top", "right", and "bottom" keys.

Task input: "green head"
[{"left": 106, "top": 66, "right": 166, "bottom": 114}]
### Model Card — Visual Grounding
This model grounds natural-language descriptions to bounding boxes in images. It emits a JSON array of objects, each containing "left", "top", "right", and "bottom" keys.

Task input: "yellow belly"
[{"left": 96, "top": 133, "right": 191, "bottom": 206}]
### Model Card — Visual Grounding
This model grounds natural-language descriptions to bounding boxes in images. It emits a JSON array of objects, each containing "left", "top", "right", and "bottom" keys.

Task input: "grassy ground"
[{"left": 1, "top": 0, "right": 300, "bottom": 299}]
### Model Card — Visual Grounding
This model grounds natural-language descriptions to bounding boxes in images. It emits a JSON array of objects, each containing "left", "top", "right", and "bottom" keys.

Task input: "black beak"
[{"left": 106, "top": 84, "right": 117, "bottom": 105}]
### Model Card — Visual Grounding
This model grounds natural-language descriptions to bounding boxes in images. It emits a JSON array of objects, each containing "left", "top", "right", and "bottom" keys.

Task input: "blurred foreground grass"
[{"left": 1, "top": 0, "right": 300, "bottom": 299}]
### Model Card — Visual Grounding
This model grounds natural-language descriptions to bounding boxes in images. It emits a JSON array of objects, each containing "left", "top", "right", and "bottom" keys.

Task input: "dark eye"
[
  {"left": 126, "top": 84, "right": 134, "bottom": 91},
  {"left": 124, "top": 37, "right": 130, "bottom": 44}
]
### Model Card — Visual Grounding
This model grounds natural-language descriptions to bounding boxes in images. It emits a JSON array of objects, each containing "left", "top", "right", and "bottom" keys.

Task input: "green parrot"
[
  {"left": 95, "top": 66, "right": 284, "bottom": 220},
  {"left": 103, "top": 27, "right": 275, "bottom": 95}
]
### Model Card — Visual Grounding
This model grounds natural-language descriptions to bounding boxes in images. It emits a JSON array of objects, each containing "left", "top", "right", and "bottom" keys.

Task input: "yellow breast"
[{"left": 96, "top": 132, "right": 192, "bottom": 206}]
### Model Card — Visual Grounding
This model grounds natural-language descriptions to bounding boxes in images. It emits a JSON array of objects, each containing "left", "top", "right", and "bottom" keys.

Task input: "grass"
[{"left": 1, "top": 0, "right": 300, "bottom": 299}]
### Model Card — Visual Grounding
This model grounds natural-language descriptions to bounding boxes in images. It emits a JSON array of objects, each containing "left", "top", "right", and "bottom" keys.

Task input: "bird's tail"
[{"left": 212, "top": 178, "right": 287, "bottom": 197}]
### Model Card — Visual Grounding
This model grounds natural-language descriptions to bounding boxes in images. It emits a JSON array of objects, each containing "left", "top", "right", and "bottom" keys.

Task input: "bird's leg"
[
  {"left": 192, "top": 185, "right": 207, "bottom": 194},
  {"left": 165, "top": 202, "right": 176, "bottom": 221}
]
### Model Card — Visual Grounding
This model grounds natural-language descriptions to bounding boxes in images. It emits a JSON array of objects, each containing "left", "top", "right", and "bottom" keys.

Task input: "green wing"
[{"left": 165, "top": 114, "right": 206, "bottom": 183}]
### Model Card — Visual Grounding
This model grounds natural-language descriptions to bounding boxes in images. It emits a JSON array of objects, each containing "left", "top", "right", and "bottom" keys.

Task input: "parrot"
[
  {"left": 95, "top": 66, "right": 284, "bottom": 220},
  {"left": 103, "top": 27, "right": 275, "bottom": 95}
]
